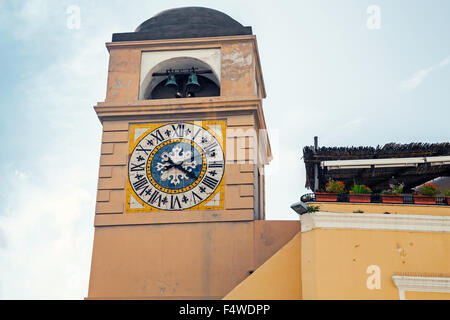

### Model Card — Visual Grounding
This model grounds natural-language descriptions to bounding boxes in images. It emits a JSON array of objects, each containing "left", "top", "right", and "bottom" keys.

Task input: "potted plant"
[
  {"left": 414, "top": 183, "right": 439, "bottom": 205},
  {"left": 307, "top": 205, "right": 320, "bottom": 213},
  {"left": 315, "top": 180, "right": 346, "bottom": 202},
  {"left": 381, "top": 183, "right": 404, "bottom": 204},
  {"left": 442, "top": 189, "right": 450, "bottom": 205},
  {"left": 349, "top": 183, "right": 372, "bottom": 203}
]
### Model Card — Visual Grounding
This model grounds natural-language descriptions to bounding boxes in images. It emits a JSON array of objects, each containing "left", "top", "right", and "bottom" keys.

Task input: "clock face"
[{"left": 127, "top": 122, "right": 225, "bottom": 211}]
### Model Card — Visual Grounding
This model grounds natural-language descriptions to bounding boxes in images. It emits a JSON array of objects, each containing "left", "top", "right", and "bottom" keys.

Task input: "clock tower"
[{"left": 87, "top": 7, "right": 298, "bottom": 299}]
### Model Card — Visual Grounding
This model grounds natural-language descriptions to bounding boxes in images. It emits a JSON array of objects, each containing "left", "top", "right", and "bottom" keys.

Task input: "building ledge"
[
  {"left": 392, "top": 275, "right": 450, "bottom": 300},
  {"left": 300, "top": 211, "right": 450, "bottom": 233},
  {"left": 304, "top": 201, "right": 450, "bottom": 216},
  {"left": 302, "top": 192, "right": 449, "bottom": 207}
]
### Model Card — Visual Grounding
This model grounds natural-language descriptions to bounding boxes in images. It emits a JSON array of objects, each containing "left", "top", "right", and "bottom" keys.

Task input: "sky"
[{"left": 0, "top": 0, "right": 449, "bottom": 299}]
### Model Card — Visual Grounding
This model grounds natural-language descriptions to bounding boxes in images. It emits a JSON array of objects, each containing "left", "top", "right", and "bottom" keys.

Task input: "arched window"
[{"left": 140, "top": 57, "right": 220, "bottom": 100}]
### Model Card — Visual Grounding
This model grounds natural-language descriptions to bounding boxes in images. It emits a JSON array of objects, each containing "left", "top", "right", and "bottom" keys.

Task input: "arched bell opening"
[{"left": 140, "top": 57, "right": 220, "bottom": 100}]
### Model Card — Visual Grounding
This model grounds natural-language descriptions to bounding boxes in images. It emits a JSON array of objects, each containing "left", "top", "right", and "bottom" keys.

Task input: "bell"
[
  {"left": 186, "top": 73, "right": 200, "bottom": 92},
  {"left": 165, "top": 74, "right": 178, "bottom": 88}
]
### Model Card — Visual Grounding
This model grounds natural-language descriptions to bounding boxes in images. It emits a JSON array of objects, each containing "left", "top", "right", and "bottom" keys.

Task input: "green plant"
[
  {"left": 325, "top": 180, "right": 346, "bottom": 194},
  {"left": 350, "top": 182, "right": 372, "bottom": 194},
  {"left": 381, "top": 183, "right": 404, "bottom": 195},
  {"left": 442, "top": 189, "right": 450, "bottom": 196},
  {"left": 307, "top": 205, "right": 320, "bottom": 213},
  {"left": 416, "top": 183, "right": 440, "bottom": 196}
]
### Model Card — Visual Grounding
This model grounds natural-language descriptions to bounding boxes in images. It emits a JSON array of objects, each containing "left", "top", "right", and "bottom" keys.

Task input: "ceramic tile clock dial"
[{"left": 127, "top": 121, "right": 225, "bottom": 212}]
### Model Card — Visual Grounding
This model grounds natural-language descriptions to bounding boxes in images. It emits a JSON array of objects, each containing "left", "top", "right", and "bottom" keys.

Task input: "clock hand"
[
  {"left": 163, "top": 164, "right": 175, "bottom": 171},
  {"left": 175, "top": 163, "right": 198, "bottom": 180},
  {"left": 161, "top": 155, "right": 197, "bottom": 179},
  {"left": 162, "top": 156, "right": 178, "bottom": 171},
  {"left": 166, "top": 157, "right": 176, "bottom": 165}
]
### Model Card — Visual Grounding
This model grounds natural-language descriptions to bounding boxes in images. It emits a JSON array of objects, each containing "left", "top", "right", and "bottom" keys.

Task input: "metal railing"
[{"left": 300, "top": 193, "right": 449, "bottom": 206}]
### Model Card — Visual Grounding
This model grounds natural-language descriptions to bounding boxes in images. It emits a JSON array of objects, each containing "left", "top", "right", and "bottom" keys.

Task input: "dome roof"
[{"left": 112, "top": 7, "right": 252, "bottom": 42}]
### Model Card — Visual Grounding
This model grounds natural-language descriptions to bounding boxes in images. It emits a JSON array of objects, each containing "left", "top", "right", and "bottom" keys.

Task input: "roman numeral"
[
  {"left": 192, "top": 128, "right": 202, "bottom": 140},
  {"left": 139, "top": 186, "right": 149, "bottom": 196},
  {"left": 204, "top": 142, "right": 218, "bottom": 156},
  {"left": 208, "top": 161, "right": 224, "bottom": 168},
  {"left": 202, "top": 175, "right": 219, "bottom": 189},
  {"left": 192, "top": 191, "right": 203, "bottom": 204},
  {"left": 148, "top": 189, "right": 161, "bottom": 205},
  {"left": 130, "top": 162, "right": 145, "bottom": 171},
  {"left": 133, "top": 177, "right": 149, "bottom": 192},
  {"left": 135, "top": 145, "right": 152, "bottom": 155},
  {"left": 171, "top": 124, "right": 185, "bottom": 138},
  {"left": 150, "top": 130, "right": 164, "bottom": 143},
  {"left": 170, "top": 195, "right": 182, "bottom": 209}
]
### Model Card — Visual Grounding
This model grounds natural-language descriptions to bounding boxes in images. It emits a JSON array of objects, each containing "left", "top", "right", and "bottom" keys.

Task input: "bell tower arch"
[{"left": 140, "top": 55, "right": 221, "bottom": 100}]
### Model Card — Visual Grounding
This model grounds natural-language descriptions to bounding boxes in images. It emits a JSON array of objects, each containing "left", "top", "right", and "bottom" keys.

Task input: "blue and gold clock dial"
[
  {"left": 128, "top": 122, "right": 225, "bottom": 210},
  {"left": 147, "top": 138, "right": 207, "bottom": 193}
]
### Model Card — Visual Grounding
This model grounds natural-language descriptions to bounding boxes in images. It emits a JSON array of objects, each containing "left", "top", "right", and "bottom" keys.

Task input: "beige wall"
[
  {"left": 87, "top": 220, "right": 300, "bottom": 299},
  {"left": 405, "top": 291, "right": 450, "bottom": 300},
  {"left": 301, "top": 228, "right": 450, "bottom": 299},
  {"left": 224, "top": 232, "right": 302, "bottom": 300}
]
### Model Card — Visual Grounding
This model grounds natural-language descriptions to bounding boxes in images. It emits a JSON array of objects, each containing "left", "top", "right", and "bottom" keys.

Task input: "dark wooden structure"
[{"left": 303, "top": 142, "right": 450, "bottom": 193}]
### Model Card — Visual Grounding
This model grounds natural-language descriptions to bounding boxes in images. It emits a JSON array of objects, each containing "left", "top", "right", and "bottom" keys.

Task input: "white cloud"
[
  {"left": 400, "top": 55, "right": 450, "bottom": 91},
  {"left": 0, "top": 13, "right": 107, "bottom": 299},
  {"left": 439, "top": 56, "right": 450, "bottom": 67},
  {"left": 14, "top": 169, "right": 30, "bottom": 181},
  {"left": 0, "top": 164, "right": 95, "bottom": 299},
  {"left": 1, "top": 0, "right": 56, "bottom": 41},
  {"left": 400, "top": 66, "right": 434, "bottom": 91}
]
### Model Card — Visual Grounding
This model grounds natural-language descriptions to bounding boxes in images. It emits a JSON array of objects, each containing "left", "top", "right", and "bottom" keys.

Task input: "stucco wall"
[
  {"left": 301, "top": 228, "right": 450, "bottom": 299},
  {"left": 87, "top": 220, "right": 300, "bottom": 299},
  {"left": 223, "top": 232, "right": 301, "bottom": 300},
  {"left": 104, "top": 36, "right": 263, "bottom": 104}
]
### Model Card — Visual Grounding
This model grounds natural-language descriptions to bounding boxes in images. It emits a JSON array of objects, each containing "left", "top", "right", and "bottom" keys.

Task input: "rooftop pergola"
[{"left": 303, "top": 142, "right": 450, "bottom": 193}]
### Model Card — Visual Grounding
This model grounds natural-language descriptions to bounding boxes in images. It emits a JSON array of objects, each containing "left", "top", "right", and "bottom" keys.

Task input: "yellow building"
[
  {"left": 87, "top": 7, "right": 450, "bottom": 300},
  {"left": 226, "top": 201, "right": 450, "bottom": 300}
]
